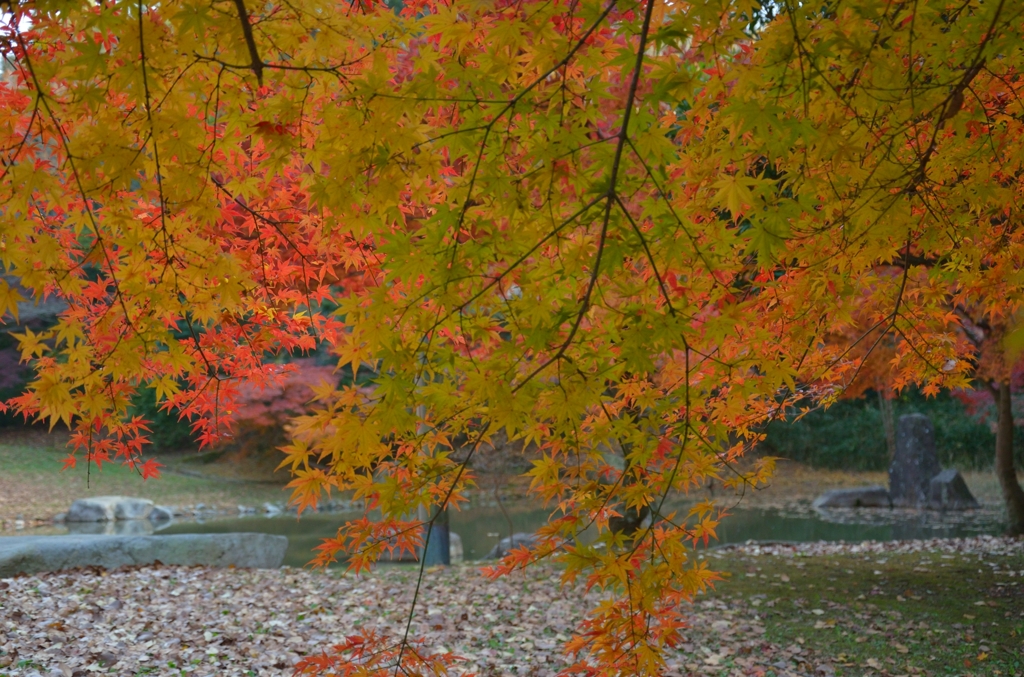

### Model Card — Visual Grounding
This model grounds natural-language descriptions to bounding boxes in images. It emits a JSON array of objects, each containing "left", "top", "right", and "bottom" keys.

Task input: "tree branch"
[{"left": 231, "top": 0, "right": 264, "bottom": 86}]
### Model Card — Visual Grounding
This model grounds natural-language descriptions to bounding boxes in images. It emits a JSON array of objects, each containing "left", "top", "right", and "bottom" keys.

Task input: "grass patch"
[
  {"left": 0, "top": 431, "right": 292, "bottom": 525},
  {"left": 707, "top": 547, "right": 1024, "bottom": 676}
]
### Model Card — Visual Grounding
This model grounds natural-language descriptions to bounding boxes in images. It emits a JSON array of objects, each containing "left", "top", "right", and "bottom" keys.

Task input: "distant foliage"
[
  {"left": 0, "top": 331, "right": 34, "bottom": 427},
  {"left": 130, "top": 388, "right": 196, "bottom": 452},
  {"left": 232, "top": 360, "right": 338, "bottom": 430},
  {"left": 130, "top": 358, "right": 344, "bottom": 456},
  {"left": 217, "top": 360, "right": 342, "bottom": 461},
  {"left": 761, "top": 389, "right": 1024, "bottom": 471}
]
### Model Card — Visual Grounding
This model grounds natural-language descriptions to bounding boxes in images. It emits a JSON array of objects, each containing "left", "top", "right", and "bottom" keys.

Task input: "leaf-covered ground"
[
  {"left": 0, "top": 561, "right": 796, "bottom": 677},
  {"left": 2, "top": 537, "right": 1022, "bottom": 677}
]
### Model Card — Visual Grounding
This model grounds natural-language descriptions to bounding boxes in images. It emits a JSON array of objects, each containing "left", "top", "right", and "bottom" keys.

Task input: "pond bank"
[{"left": 2, "top": 427, "right": 1015, "bottom": 533}]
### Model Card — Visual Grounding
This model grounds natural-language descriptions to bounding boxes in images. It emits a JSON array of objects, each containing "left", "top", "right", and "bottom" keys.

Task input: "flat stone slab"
[
  {"left": 0, "top": 533, "right": 287, "bottom": 577},
  {"left": 812, "top": 486, "right": 892, "bottom": 509}
]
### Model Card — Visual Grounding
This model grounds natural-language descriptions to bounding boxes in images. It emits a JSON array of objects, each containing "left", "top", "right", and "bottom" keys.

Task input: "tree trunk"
[
  {"left": 878, "top": 389, "right": 897, "bottom": 461},
  {"left": 994, "top": 381, "right": 1024, "bottom": 536}
]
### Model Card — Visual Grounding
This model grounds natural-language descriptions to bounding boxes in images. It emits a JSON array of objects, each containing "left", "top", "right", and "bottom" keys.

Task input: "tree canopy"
[{"left": 2, "top": 0, "right": 1023, "bottom": 673}]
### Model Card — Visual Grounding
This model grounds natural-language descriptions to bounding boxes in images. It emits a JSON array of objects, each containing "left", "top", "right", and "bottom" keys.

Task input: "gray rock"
[
  {"left": 927, "top": 469, "right": 979, "bottom": 510},
  {"left": 0, "top": 533, "right": 288, "bottom": 577},
  {"left": 484, "top": 532, "right": 538, "bottom": 559},
  {"left": 114, "top": 498, "right": 155, "bottom": 520},
  {"left": 263, "top": 502, "right": 283, "bottom": 515},
  {"left": 66, "top": 496, "right": 154, "bottom": 522},
  {"left": 888, "top": 414, "right": 942, "bottom": 507},
  {"left": 149, "top": 505, "right": 174, "bottom": 522},
  {"left": 66, "top": 496, "right": 119, "bottom": 522},
  {"left": 812, "top": 486, "right": 892, "bottom": 509}
]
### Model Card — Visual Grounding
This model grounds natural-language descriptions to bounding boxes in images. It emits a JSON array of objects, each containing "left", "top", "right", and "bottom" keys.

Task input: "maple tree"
[{"left": 2, "top": 0, "right": 1024, "bottom": 673}]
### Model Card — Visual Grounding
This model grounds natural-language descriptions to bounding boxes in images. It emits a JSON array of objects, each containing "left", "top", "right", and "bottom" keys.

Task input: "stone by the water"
[
  {"left": 66, "top": 496, "right": 154, "bottom": 522},
  {"left": 484, "top": 532, "right": 538, "bottom": 559},
  {"left": 148, "top": 505, "right": 175, "bottom": 522},
  {"left": 0, "top": 533, "right": 288, "bottom": 577},
  {"left": 889, "top": 413, "right": 942, "bottom": 507},
  {"left": 927, "top": 469, "right": 979, "bottom": 510},
  {"left": 113, "top": 497, "right": 156, "bottom": 520},
  {"left": 812, "top": 486, "right": 892, "bottom": 509}
]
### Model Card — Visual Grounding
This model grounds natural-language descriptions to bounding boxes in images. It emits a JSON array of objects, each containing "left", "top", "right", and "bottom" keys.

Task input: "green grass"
[
  {"left": 0, "top": 433, "right": 293, "bottom": 523},
  {"left": 707, "top": 548, "right": 1024, "bottom": 676},
  {"left": 13, "top": 443, "right": 287, "bottom": 500}
]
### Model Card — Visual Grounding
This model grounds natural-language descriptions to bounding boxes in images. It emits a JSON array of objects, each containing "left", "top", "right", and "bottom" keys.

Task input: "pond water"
[{"left": 143, "top": 501, "right": 1008, "bottom": 568}]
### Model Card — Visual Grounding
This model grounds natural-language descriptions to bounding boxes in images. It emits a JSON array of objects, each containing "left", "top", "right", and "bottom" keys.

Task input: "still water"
[{"left": 149, "top": 502, "right": 1008, "bottom": 568}]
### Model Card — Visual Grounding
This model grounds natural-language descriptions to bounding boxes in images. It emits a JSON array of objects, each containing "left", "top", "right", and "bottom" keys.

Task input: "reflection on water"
[
  {"left": 143, "top": 502, "right": 1008, "bottom": 568},
  {"left": 714, "top": 505, "right": 1005, "bottom": 545},
  {"left": 154, "top": 504, "right": 558, "bottom": 567},
  {"left": 63, "top": 520, "right": 159, "bottom": 536}
]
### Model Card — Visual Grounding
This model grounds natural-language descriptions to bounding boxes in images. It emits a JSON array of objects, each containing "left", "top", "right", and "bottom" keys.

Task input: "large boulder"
[
  {"left": 888, "top": 414, "right": 942, "bottom": 507},
  {"left": 148, "top": 505, "right": 175, "bottom": 523},
  {"left": 484, "top": 532, "right": 538, "bottom": 559},
  {"left": 927, "top": 469, "right": 979, "bottom": 510},
  {"left": 812, "top": 486, "right": 892, "bottom": 509},
  {"left": 0, "top": 533, "right": 287, "bottom": 577},
  {"left": 66, "top": 496, "right": 154, "bottom": 522}
]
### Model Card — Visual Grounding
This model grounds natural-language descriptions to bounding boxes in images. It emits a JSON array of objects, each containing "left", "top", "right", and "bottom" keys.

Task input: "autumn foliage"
[{"left": 2, "top": 0, "right": 1024, "bottom": 673}]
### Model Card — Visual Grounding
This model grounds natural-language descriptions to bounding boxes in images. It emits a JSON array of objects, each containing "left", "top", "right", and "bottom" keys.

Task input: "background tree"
[
  {"left": 1, "top": 0, "right": 1022, "bottom": 674},
  {"left": 951, "top": 314, "right": 1024, "bottom": 534},
  {"left": 715, "top": 0, "right": 1024, "bottom": 534}
]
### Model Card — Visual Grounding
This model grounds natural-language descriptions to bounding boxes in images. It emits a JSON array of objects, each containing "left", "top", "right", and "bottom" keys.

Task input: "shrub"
[{"left": 760, "top": 388, "right": 1024, "bottom": 471}]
